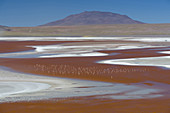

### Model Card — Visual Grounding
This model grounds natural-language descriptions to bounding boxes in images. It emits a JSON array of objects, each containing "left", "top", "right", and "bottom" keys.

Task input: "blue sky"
[{"left": 0, "top": 0, "right": 170, "bottom": 27}]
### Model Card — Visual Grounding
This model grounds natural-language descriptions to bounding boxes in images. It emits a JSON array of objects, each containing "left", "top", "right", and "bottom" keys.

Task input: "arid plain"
[{"left": 0, "top": 37, "right": 170, "bottom": 113}]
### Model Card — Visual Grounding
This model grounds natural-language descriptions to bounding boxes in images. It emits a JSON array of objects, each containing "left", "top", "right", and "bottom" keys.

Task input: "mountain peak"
[{"left": 41, "top": 11, "right": 144, "bottom": 26}]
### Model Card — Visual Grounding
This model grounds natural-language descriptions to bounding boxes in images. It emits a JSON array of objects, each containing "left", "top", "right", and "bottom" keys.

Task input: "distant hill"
[{"left": 41, "top": 11, "right": 144, "bottom": 26}]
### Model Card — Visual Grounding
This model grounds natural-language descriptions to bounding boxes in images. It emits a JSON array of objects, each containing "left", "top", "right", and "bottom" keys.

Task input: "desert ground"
[
  {"left": 2, "top": 24, "right": 170, "bottom": 37},
  {"left": 0, "top": 37, "right": 169, "bottom": 113}
]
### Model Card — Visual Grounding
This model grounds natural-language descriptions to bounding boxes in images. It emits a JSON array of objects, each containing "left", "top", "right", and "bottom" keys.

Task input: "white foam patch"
[{"left": 98, "top": 56, "right": 170, "bottom": 68}]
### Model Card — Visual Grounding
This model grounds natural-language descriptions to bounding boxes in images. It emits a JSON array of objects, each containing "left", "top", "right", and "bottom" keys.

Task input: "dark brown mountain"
[{"left": 41, "top": 11, "right": 144, "bottom": 26}]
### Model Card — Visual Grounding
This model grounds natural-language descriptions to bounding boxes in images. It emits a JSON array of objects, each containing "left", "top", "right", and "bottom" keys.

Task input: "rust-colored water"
[{"left": 0, "top": 41, "right": 169, "bottom": 113}]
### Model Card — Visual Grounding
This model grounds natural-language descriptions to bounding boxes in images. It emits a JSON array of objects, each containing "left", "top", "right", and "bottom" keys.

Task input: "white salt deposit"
[
  {"left": 0, "top": 42, "right": 165, "bottom": 58},
  {"left": 113, "top": 45, "right": 162, "bottom": 50},
  {"left": 123, "top": 37, "right": 170, "bottom": 42},
  {"left": 0, "top": 36, "right": 169, "bottom": 42},
  {"left": 0, "top": 68, "right": 165, "bottom": 103},
  {"left": 0, "top": 36, "right": 168, "bottom": 58},
  {"left": 40, "top": 52, "right": 108, "bottom": 58},
  {"left": 0, "top": 37, "right": 122, "bottom": 41},
  {"left": 159, "top": 51, "right": 170, "bottom": 54},
  {"left": 0, "top": 82, "right": 50, "bottom": 98},
  {"left": 30, "top": 44, "right": 113, "bottom": 52},
  {"left": 98, "top": 56, "right": 170, "bottom": 68}
]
